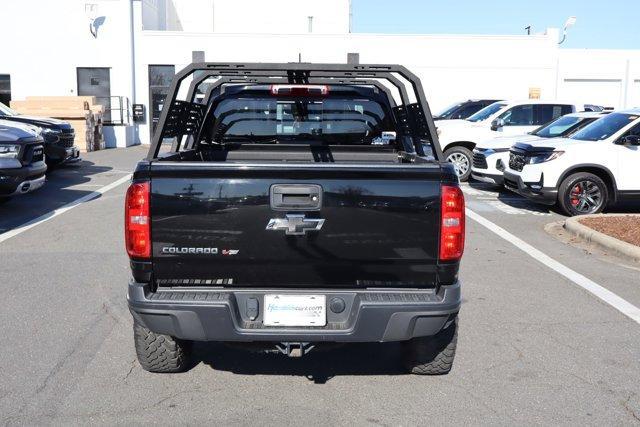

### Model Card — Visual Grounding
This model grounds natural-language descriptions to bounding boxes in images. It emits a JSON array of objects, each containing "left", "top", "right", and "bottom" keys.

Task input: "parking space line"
[
  {"left": 0, "top": 174, "right": 132, "bottom": 245},
  {"left": 466, "top": 208, "right": 640, "bottom": 325}
]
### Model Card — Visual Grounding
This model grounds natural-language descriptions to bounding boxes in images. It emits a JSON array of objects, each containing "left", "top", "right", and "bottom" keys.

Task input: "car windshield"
[
  {"left": 467, "top": 102, "right": 506, "bottom": 122},
  {"left": 206, "top": 96, "right": 394, "bottom": 145},
  {"left": 435, "top": 102, "right": 463, "bottom": 119},
  {"left": 532, "top": 116, "right": 585, "bottom": 138},
  {"left": 570, "top": 113, "right": 639, "bottom": 141},
  {"left": 0, "top": 102, "right": 18, "bottom": 116}
]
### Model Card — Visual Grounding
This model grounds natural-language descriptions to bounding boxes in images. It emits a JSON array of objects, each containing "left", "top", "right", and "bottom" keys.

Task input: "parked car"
[
  {"left": 0, "top": 102, "right": 80, "bottom": 166},
  {"left": 504, "top": 109, "right": 640, "bottom": 216},
  {"left": 471, "top": 112, "right": 607, "bottom": 186},
  {"left": 433, "top": 99, "right": 501, "bottom": 121},
  {"left": 0, "top": 120, "right": 47, "bottom": 203},
  {"left": 126, "top": 63, "right": 464, "bottom": 375},
  {"left": 437, "top": 100, "right": 600, "bottom": 181}
]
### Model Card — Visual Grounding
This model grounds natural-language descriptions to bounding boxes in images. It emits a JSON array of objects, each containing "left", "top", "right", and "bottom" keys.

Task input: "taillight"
[
  {"left": 125, "top": 181, "right": 150, "bottom": 259},
  {"left": 270, "top": 85, "right": 329, "bottom": 96},
  {"left": 439, "top": 185, "right": 465, "bottom": 261}
]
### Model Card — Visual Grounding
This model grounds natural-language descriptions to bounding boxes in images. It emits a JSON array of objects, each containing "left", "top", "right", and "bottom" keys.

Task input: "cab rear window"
[{"left": 205, "top": 96, "right": 394, "bottom": 145}]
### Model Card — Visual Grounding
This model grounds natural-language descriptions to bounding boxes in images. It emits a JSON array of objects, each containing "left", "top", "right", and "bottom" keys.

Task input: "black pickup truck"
[{"left": 126, "top": 63, "right": 465, "bottom": 375}]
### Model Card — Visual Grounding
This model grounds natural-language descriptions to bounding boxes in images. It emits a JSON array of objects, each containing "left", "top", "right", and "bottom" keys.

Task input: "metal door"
[{"left": 148, "top": 65, "right": 175, "bottom": 136}]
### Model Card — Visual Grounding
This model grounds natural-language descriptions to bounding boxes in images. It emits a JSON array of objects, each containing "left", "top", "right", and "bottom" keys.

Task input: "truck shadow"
[
  {"left": 0, "top": 159, "right": 113, "bottom": 232},
  {"left": 195, "top": 341, "right": 406, "bottom": 383}
]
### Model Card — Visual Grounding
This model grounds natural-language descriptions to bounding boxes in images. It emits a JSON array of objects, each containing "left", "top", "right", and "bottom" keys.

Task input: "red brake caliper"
[{"left": 570, "top": 184, "right": 581, "bottom": 207}]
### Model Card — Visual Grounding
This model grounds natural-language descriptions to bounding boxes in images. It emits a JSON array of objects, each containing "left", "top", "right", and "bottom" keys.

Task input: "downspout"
[
  {"left": 128, "top": 0, "right": 138, "bottom": 144},
  {"left": 622, "top": 59, "right": 630, "bottom": 108}
]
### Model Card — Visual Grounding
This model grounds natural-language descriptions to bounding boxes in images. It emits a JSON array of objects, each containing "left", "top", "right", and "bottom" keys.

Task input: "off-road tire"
[
  {"left": 558, "top": 172, "right": 608, "bottom": 216},
  {"left": 402, "top": 317, "right": 458, "bottom": 375},
  {"left": 133, "top": 322, "right": 192, "bottom": 373},
  {"left": 444, "top": 146, "right": 473, "bottom": 181}
]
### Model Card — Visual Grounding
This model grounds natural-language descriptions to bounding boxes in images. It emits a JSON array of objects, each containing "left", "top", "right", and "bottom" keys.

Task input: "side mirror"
[
  {"left": 491, "top": 118, "right": 505, "bottom": 131},
  {"left": 617, "top": 135, "right": 640, "bottom": 146}
]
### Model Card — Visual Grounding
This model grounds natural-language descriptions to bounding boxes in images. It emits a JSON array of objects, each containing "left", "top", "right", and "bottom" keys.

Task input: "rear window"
[{"left": 206, "top": 96, "right": 394, "bottom": 145}]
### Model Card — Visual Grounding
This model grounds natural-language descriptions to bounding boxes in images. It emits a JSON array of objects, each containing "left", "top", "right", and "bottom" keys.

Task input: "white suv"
[
  {"left": 437, "top": 100, "right": 591, "bottom": 181},
  {"left": 503, "top": 110, "right": 640, "bottom": 216},
  {"left": 471, "top": 112, "right": 605, "bottom": 186}
]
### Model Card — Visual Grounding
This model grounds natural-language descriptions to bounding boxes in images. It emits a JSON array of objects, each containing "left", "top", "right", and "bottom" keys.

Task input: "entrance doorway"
[{"left": 148, "top": 65, "right": 175, "bottom": 136}]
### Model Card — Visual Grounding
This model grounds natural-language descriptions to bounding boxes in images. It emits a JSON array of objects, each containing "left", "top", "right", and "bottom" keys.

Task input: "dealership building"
[{"left": 2, "top": 0, "right": 639, "bottom": 148}]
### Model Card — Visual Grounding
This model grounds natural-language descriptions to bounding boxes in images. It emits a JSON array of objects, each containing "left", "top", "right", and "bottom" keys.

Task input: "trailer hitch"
[{"left": 275, "top": 342, "right": 316, "bottom": 358}]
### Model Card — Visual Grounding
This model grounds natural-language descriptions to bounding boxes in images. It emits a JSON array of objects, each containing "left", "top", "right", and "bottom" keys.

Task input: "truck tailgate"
[{"left": 149, "top": 163, "right": 443, "bottom": 288}]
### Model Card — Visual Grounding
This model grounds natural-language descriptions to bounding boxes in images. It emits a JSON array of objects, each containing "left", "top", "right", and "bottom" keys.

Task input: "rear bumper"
[
  {"left": 503, "top": 170, "right": 557, "bottom": 205},
  {"left": 127, "top": 281, "right": 461, "bottom": 343}
]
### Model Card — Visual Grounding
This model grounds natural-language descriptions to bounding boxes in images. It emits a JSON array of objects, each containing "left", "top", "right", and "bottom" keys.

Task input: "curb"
[{"left": 564, "top": 214, "right": 640, "bottom": 262}]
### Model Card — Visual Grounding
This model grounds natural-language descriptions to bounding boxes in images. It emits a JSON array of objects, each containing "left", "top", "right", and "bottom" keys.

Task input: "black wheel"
[
  {"left": 402, "top": 317, "right": 458, "bottom": 375},
  {"left": 558, "top": 172, "right": 608, "bottom": 216},
  {"left": 0, "top": 197, "right": 11, "bottom": 205},
  {"left": 444, "top": 146, "right": 473, "bottom": 181},
  {"left": 133, "top": 322, "right": 192, "bottom": 373}
]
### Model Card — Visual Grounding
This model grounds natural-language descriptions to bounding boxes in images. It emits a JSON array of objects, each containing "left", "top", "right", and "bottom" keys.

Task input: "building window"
[{"left": 77, "top": 67, "right": 112, "bottom": 122}]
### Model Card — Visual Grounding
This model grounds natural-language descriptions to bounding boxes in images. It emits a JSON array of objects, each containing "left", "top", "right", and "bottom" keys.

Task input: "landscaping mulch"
[{"left": 579, "top": 215, "right": 640, "bottom": 247}]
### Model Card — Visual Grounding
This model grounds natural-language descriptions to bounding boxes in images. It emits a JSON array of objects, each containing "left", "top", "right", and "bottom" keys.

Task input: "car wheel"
[
  {"left": 133, "top": 322, "right": 192, "bottom": 373},
  {"left": 444, "top": 147, "right": 473, "bottom": 181},
  {"left": 402, "top": 317, "right": 458, "bottom": 375},
  {"left": 558, "top": 172, "right": 608, "bottom": 216},
  {"left": 0, "top": 197, "right": 11, "bottom": 205}
]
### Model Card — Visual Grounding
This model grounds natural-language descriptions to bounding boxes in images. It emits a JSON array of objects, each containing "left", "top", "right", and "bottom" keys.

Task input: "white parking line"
[
  {"left": 0, "top": 174, "right": 132, "bottom": 245},
  {"left": 466, "top": 208, "right": 640, "bottom": 325}
]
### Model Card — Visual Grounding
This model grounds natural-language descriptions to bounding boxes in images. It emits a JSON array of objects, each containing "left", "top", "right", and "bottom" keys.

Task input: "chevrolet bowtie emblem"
[{"left": 266, "top": 214, "right": 325, "bottom": 236}]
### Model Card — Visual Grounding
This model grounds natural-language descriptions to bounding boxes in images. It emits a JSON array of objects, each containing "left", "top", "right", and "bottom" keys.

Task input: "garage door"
[{"left": 559, "top": 79, "right": 622, "bottom": 109}]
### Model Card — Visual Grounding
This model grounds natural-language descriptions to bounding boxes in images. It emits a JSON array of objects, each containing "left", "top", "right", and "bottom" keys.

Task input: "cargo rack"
[{"left": 147, "top": 63, "right": 443, "bottom": 161}]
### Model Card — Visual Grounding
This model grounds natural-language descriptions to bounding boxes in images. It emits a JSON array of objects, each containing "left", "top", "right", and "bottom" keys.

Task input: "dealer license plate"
[{"left": 263, "top": 295, "right": 326, "bottom": 327}]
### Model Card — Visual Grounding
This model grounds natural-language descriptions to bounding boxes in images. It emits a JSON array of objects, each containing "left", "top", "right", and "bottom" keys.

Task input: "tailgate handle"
[{"left": 270, "top": 184, "right": 322, "bottom": 211}]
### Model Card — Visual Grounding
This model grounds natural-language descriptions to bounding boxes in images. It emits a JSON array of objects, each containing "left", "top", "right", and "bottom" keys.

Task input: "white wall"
[
  {"left": 132, "top": 28, "right": 560, "bottom": 144},
  {"left": 142, "top": 0, "right": 350, "bottom": 34},
  {"left": 557, "top": 49, "right": 640, "bottom": 109},
  {"left": 142, "top": 0, "right": 166, "bottom": 30},
  {"left": 0, "top": 0, "right": 137, "bottom": 147}
]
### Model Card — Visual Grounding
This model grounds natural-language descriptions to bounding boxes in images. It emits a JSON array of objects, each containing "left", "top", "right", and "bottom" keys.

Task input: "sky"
[{"left": 351, "top": 0, "right": 640, "bottom": 49}]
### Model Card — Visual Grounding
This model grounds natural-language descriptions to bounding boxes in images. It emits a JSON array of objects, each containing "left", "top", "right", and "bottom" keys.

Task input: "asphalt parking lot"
[{"left": 1, "top": 147, "right": 639, "bottom": 425}]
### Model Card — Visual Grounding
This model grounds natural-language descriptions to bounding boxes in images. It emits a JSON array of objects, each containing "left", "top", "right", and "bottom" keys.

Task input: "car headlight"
[
  {"left": 0, "top": 144, "right": 21, "bottom": 159},
  {"left": 528, "top": 151, "right": 564, "bottom": 164},
  {"left": 41, "top": 128, "right": 62, "bottom": 142}
]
